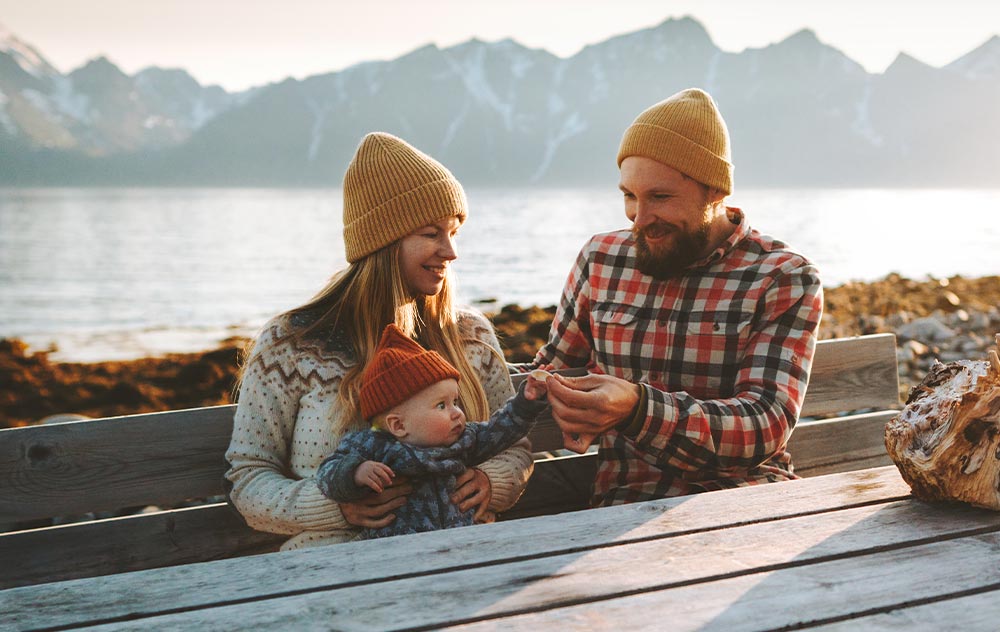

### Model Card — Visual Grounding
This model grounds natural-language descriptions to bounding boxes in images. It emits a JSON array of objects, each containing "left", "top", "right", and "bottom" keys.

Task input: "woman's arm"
[{"left": 224, "top": 322, "right": 352, "bottom": 535}]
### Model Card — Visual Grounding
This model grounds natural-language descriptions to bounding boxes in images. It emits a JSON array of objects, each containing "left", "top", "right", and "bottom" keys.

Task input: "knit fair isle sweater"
[
  {"left": 224, "top": 309, "right": 532, "bottom": 551},
  {"left": 316, "top": 388, "right": 547, "bottom": 539}
]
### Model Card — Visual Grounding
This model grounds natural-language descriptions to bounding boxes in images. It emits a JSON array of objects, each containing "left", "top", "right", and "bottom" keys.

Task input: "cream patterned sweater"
[{"left": 225, "top": 309, "right": 532, "bottom": 551}]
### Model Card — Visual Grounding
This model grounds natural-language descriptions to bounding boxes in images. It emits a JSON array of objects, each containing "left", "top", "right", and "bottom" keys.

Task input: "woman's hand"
[
  {"left": 338, "top": 478, "right": 412, "bottom": 529},
  {"left": 451, "top": 467, "right": 492, "bottom": 520}
]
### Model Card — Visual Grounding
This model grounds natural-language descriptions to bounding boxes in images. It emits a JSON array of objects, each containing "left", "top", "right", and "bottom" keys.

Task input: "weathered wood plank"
[
  {"left": 22, "top": 494, "right": 998, "bottom": 632},
  {"left": 0, "top": 504, "right": 282, "bottom": 590},
  {"left": 0, "top": 405, "right": 237, "bottom": 522},
  {"left": 802, "top": 333, "right": 900, "bottom": 417},
  {"left": 448, "top": 531, "right": 1000, "bottom": 632},
  {"left": 808, "top": 588, "right": 1000, "bottom": 631},
  {"left": 0, "top": 468, "right": 911, "bottom": 630},
  {"left": 789, "top": 410, "right": 897, "bottom": 477}
]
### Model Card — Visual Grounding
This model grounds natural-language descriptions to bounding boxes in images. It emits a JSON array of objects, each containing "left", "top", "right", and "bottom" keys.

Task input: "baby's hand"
[
  {"left": 354, "top": 460, "right": 395, "bottom": 493},
  {"left": 524, "top": 367, "right": 553, "bottom": 401}
]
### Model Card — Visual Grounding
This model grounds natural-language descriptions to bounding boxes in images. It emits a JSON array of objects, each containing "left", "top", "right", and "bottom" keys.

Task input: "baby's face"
[{"left": 395, "top": 379, "right": 466, "bottom": 447}]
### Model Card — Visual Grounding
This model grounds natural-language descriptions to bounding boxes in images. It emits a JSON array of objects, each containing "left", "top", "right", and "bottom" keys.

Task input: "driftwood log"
[{"left": 885, "top": 335, "right": 1000, "bottom": 509}]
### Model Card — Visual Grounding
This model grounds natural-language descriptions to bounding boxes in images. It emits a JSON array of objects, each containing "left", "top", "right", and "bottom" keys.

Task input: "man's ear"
[{"left": 384, "top": 413, "right": 408, "bottom": 439}]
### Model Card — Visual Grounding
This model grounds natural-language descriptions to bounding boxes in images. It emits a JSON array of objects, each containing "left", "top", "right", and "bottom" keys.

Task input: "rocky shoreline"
[{"left": 3, "top": 273, "right": 999, "bottom": 428}]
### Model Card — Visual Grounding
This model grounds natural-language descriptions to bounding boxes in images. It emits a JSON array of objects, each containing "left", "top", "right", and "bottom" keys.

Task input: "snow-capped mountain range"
[{"left": 2, "top": 18, "right": 998, "bottom": 187}]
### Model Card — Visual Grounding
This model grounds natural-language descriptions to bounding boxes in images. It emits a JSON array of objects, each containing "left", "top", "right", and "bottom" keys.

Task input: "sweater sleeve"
[
  {"left": 458, "top": 310, "right": 535, "bottom": 512},
  {"left": 224, "top": 321, "right": 351, "bottom": 535}
]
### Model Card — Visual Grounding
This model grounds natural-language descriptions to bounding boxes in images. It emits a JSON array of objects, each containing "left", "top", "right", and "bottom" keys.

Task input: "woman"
[{"left": 225, "top": 132, "right": 532, "bottom": 550}]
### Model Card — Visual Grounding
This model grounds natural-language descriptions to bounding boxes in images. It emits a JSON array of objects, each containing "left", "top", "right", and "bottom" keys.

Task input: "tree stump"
[{"left": 885, "top": 349, "right": 1000, "bottom": 510}]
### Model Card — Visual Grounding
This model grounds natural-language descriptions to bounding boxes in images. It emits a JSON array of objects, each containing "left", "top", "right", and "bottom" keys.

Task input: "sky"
[{"left": 1, "top": 0, "right": 999, "bottom": 92}]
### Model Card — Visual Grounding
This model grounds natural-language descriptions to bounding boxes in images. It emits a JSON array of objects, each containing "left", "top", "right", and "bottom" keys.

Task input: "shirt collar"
[{"left": 689, "top": 207, "right": 748, "bottom": 269}]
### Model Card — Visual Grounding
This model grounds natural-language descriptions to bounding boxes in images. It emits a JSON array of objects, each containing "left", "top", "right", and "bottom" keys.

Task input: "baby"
[{"left": 316, "top": 323, "right": 548, "bottom": 539}]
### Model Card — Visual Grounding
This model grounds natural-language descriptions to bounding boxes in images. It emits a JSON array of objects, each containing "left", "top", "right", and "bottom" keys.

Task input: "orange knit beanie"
[
  {"left": 359, "top": 324, "right": 461, "bottom": 421},
  {"left": 342, "top": 132, "right": 468, "bottom": 263},
  {"left": 617, "top": 88, "right": 733, "bottom": 195}
]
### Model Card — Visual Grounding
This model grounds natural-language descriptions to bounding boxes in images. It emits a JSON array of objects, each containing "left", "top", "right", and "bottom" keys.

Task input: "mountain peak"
[
  {"left": 0, "top": 22, "right": 58, "bottom": 78},
  {"left": 651, "top": 15, "right": 714, "bottom": 43},
  {"left": 778, "top": 28, "right": 822, "bottom": 48},
  {"left": 68, "top": 55, "right": 132, "bottom": 91},
  {"left": 885, "top": 51, "right": 935, "bottom": 75},
  {"left": 656, "top": 15, "right": 707, "bottom": 31},
  {"left": 72, "top": 55, "right": 128, "bottom": 78},
  {"left": 946, "top": 34, "right": 1000, "bottom": 79}
]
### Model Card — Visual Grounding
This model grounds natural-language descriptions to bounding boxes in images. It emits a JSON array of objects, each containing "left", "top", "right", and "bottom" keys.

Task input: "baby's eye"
[{"left": 436, "top": 402, "right": 446, "bottom": 410}]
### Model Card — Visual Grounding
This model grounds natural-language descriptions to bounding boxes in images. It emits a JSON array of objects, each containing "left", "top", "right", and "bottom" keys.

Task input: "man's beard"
[{"left": 633, "top": 219, "right": 711, "bottom": 280}]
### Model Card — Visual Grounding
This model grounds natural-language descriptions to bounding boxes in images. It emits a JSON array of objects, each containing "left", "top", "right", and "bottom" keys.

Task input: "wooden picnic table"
[{"left": 4, "top": 465, "right": 1000, "bottom": 631}]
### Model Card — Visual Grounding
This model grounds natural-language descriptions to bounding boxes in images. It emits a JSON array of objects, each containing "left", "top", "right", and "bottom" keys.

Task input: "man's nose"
[{"left": 633, "top": 201, "right": 656, "bottom": 229}]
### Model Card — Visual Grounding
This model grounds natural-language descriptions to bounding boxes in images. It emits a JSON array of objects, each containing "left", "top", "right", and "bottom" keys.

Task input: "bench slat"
[
  {"left": 802, "top": 333, "right": 900, "bottom": 417},
  {"left": 790, "top": 410, "right": 897, "bottom": 477},
  {"left": 0, "top": 503, "right": 282, "bottom": 589},
  {"left": 0, "top": 406, "right": 237, "bottom": 523}
]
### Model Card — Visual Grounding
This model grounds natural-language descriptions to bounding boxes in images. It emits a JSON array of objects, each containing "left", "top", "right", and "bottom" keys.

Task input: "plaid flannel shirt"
[{"left": 519, "top": 209, "right": 823, "bottom": 506}]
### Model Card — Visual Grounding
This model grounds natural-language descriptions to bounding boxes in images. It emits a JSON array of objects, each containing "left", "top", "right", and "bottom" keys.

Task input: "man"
[{"left": 517, "top": 88, "right": 823, "bottom": 506}]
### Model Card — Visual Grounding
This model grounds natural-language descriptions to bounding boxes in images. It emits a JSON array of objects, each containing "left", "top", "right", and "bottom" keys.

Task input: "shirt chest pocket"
[
  {"left": 674, "top": 315, "right": 754, "bottom": 368},
  {"left": 590, "top": 302, "right": 642, "bottom": 372}
]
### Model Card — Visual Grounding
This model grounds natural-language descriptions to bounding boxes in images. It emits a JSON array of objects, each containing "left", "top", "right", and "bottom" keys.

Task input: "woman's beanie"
[
  {"left": 342, "top": 132, "right": 468, "bottom": 263},
  {"left": 360, "top": 324, "right": 461, "bottom": 421},
  {"left": 616, "top": 88, "right": 733, "bottom": 195}
]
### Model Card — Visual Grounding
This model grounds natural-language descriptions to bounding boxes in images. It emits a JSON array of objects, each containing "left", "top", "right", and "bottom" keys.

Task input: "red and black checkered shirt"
[{"left": 520, "top": 210, "right": 824, "bottom": 506}]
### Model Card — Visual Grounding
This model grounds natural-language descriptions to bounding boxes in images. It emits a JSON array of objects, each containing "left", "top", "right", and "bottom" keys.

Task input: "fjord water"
[{"left": 1, "top": 187, "right": 998, "bottom": 361}]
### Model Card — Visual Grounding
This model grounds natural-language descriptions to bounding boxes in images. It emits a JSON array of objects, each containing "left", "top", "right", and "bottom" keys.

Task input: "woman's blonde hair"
[{"left": 269, "top": 241, "right": 490, "bottom": 431}]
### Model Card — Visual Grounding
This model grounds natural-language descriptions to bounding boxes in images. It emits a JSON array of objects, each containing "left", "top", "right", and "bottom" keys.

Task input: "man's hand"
[
  {"left": 547, "top": 372, "right": 641, "bottom": 454},
  {"left": 338, "top": 478, "right": 412, "bottom": 529},
  {"left": 450, "top": 467, "right": 492, "bottom": 520},
  {"left": 353, "top": 460, "right": 394, "bottom": 493}
]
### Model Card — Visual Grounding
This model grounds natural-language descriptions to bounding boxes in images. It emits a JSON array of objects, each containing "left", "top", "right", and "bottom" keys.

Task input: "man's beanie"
[
  {"left": 360, "top": 324, "right": 461, "bottom": 421},
  {"left": 616, "top": 88, "right": 733, "bottom": 195},
  {"left": 342, "top": 132, "right": 468, "bottom": 263}
]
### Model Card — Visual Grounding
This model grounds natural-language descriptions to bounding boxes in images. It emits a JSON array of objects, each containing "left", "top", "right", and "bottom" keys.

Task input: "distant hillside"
[{"left": 1, "top": 18, "right": 998, "bottom": 187}]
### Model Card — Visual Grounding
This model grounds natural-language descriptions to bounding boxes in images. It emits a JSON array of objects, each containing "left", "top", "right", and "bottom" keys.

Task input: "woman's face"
[{"left": 398, "top": 216, "right": 461, "bottom": 297}]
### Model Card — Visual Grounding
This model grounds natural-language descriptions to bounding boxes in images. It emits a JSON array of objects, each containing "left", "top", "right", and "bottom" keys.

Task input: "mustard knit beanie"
[
  {"left": 360, "top": 324, "right": 461, "bottom": 421},
  {"left": 616, "top": 88, "right": 733, "bottom": 195},
  {"left": 342, "top": 132, "right": 467, "bottom": 263}
]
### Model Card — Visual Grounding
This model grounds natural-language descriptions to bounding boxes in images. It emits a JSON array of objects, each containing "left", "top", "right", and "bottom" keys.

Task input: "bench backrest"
[{"left": 0, "top": 333, "right": 899, "bottom": 588}]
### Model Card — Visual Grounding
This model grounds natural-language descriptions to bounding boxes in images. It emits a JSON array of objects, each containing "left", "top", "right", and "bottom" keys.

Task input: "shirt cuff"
[{"left": 615, "top": 383, "right": 648, "bottom": 439}]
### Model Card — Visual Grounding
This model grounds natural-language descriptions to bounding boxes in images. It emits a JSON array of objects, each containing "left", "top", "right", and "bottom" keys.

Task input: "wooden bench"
[{"left": 0, "top": 333, "right": 900, "bottom": 589}]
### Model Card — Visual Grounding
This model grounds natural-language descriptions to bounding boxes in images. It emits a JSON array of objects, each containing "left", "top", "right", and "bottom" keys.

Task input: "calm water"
[{"left": 2, "top": 187, "right": 998, "bottom": 361}]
